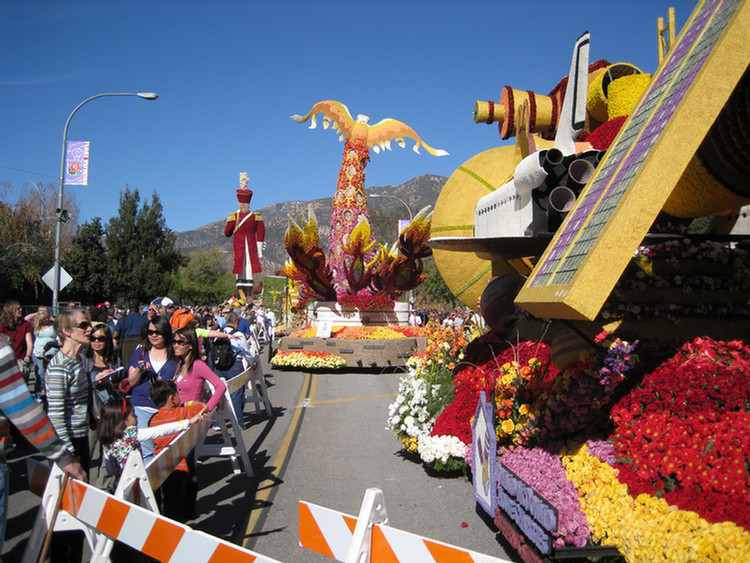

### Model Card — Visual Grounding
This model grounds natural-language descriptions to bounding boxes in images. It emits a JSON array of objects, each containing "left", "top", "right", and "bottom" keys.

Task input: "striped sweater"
[
  {"left": 45, "top": 348, "right": 90, "bottom": 452},
  {"left": 0, "top": 340, "right": 74, "bottom": 466}
]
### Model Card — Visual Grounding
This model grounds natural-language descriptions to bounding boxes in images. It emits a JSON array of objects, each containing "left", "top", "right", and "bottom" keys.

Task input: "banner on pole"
[{"left": 64, "top": 141, "right": 90, "bottom": 185}]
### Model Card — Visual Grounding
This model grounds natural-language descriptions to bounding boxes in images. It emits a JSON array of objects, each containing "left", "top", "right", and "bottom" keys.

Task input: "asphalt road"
[{"left": 4, "top": 353, "right": 516, "bottom": 562}]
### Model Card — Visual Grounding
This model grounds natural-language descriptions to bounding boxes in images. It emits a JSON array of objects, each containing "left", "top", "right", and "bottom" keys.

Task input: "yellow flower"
[
  {"left": 501, "top": 419, "right": 515, "bottom": 434},
  {"left": 519, "top": 404, "right": 530, "bottom": 415},
  {"left": 562, "top": 443, "right": 750, "bottom": 562}
]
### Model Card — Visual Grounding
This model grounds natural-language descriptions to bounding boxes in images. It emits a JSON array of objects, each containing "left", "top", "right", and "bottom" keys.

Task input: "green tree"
[
  {"left": 0, "top": 182, "right": 78, "bottom": 302},
  {"left": 261, "top": 275, "right": 288, "bottom": 319},
  {"left": 61, "top": 217, "right": 109, "bottom": 304},
  {"left": 105, "top": 187, "right": 186, "bottom": 302},
  {"left": 420, "top": 263, "right": 456, "bottom": 308},
  {"left": 173, "top": 249, "right": 234, "bottom": 305}
]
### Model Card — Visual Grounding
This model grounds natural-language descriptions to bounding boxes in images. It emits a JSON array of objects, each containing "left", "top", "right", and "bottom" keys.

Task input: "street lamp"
[
  {"left": 53, "top": 92, "right": 158, "bottom": 313},
  {"left": 368, "top": 192, "right": 413, "bottom": 221},
  {"left": 368, "top": 192, "right": 416, "bottom": 308}
]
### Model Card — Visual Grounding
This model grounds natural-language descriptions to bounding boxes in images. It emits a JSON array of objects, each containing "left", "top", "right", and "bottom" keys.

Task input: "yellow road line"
[
  {"left": 240, "top": 379, "right": 396, "bottom": 542},
  {"left": 311, "top": 393, "right": 397, "bottom": 406},
  {"left": 241, "top": 371, "right": 316, "bottom": 541}
]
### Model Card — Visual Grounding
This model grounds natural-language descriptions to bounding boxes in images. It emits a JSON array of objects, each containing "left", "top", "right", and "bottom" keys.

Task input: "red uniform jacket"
[{"left": 224, "top": 210, "right": 265, "bottom": 276}]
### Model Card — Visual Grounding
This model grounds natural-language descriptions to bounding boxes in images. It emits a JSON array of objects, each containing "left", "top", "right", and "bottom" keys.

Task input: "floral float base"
[
  {"left": 279, "top": 335, "right": 426, "bottom": 369},
  {"left": 271, "top": 350, "right": 347, "bottom": 370}
]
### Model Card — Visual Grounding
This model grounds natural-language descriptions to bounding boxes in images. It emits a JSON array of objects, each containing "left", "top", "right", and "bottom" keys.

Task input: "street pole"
[
  {"left": 368, "top": 192, "right": 413, "bottom": 221},
  {"left": 53, "top": 92, "right": 158, "bottom": 314},
  {"left": 367, "top": 193, "right": 416, "bottom": 309}
]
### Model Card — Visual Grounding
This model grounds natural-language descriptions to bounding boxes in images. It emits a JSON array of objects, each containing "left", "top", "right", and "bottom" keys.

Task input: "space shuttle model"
[{"left": 472, "top": 32, "right": 605, "bottom": 247}]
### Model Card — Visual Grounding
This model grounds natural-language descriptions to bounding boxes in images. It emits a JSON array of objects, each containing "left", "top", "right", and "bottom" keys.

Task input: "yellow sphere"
[{"left": 431, "top": 146, "right": 521, "bottom": 310}]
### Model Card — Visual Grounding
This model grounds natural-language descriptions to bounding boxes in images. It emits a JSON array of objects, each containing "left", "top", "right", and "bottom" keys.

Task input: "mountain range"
[{"left": 174, "top": 174, "right": 448, "bottom": 275}]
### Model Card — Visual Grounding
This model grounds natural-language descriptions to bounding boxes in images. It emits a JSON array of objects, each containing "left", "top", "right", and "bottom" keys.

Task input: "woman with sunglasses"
[
  {"left": 82, "top": 324, "right": 122, "bottom": 420},
  {"left": 44, "top": 308, "right": 92, "bottom": 563},
  {"left": 172, "top": 327, "right": 226, "bottom": 413},
  {"left": 125, "top": 316, "right": 177, "bottom": 463},
  {"left": 81, "top": 323, "right": 123, "bottom": 486}
]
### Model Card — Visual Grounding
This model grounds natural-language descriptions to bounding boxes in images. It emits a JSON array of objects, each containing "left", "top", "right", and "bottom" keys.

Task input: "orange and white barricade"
[
  {"left": 23, "top": 464, "right": 283, "bottom": 563},
  {"left": 300, "top": 488, "right": 513, "bottom": 563},
  {"left": 196, "top": 365, "right": 257, "bottom": 476},
  {"left": 26, "top": 416, "right": 213, "bottom": 560},
  {"left": 93, "top": 416, "right": 214, "bottom": 560}
]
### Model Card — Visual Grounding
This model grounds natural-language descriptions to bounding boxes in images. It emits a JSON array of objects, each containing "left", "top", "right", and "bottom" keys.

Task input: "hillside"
[{"left": 174, "top": 174, "right": 447, "bottom": 275}]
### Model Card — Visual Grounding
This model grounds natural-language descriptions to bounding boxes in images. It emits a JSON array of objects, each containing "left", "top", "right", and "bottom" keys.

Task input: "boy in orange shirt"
[{"left": 149, "top": 379, "right": 205, "bottom": 522}]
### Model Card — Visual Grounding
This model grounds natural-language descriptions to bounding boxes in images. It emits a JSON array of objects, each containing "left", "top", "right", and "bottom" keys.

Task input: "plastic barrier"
[
  {"left": 27, "top": 415, "right": 214, "bottom": 559},
  {"left": 147, "top": 415, "right": 212, "bottom": 492},
  {"left": 247, "top": 359, "right": 273, "bottom": 417},
  {"left": 23, "top": 464, "right": 283, "bottom": 563},
  {"left": 95, "top": 416, "right": 214, "bottom": 561},
  {"left": 196, "top": 365, "right": 257, "bottom": 476},
  {"left": 28, "top": 416, "right": 212, "bottom": 505},
  {"left": 299, "top": 487, "right": 514, "bottom": 563}
]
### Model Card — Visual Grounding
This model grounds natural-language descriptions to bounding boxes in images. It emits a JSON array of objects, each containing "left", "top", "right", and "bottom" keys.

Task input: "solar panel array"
[{"left": 517, "top": 0, "right": 748, "bottom": 320}]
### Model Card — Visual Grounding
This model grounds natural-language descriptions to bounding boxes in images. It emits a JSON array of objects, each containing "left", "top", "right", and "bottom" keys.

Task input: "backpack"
[
  {"left": 211, "top": 332, "right": 238, "bottom": 371},
  {"left": 170, "top": 308, "right": 196, "bottom": 330}
]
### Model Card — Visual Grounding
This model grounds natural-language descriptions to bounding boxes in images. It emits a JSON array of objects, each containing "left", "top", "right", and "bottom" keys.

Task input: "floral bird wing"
[
  {"left": 366, "top": 118, "right": 449, "bottom": 157},
  {"left": 290, "top": 100, "right": 356, "bottom": 141}
]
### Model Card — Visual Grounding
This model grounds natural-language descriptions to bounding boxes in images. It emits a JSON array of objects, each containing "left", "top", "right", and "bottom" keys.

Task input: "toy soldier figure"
[{"left": 224, "top": 173, "right": 265, "bottom": 296}]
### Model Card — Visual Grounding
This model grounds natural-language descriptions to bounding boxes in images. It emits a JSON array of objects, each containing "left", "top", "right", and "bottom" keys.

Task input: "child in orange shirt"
[{"left": 148, "top": 379, "right": 205, "bottom": 522}]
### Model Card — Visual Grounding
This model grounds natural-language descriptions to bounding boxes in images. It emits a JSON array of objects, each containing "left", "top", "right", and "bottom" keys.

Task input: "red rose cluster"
[{"left": 610, "top": 337, "right": 750, "bottom": 530}]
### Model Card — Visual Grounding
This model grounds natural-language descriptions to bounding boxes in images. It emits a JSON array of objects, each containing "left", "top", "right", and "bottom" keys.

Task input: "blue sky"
[{"left": 1, "top": 1, "right": 690, "bottom": 233}]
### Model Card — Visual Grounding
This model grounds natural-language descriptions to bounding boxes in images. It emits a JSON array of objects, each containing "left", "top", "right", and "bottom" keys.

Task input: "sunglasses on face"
[
  {"left": 76, "top": 321, "right": 92, "bottom": 330},
  {"left": 147, "top": 330, "right": 163, "bottom": 337},
  {"left": 173, "top": 339, "right": 189, "bottom": 346},
  {"left": 90, "top": 335, "right": 107, "bottom": 343}
]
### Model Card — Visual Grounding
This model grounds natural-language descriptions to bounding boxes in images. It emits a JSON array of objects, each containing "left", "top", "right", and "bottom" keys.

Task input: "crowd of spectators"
[
  {"left": 0, "top": 296, "right": 275, "bottom": 561},
  {"left": 409, "top": 305, "right": 485, "bottom": 333}
]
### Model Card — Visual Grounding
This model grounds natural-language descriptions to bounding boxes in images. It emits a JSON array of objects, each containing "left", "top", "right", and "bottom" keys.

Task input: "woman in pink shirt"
[{"left": 172, "top": 327, "right": 226, "bottom": 412}]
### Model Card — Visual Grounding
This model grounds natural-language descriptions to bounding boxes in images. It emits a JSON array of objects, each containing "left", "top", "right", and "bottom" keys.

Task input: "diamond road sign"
[{"left": 42, "top": 267, "right": 73, "bottom": 291}]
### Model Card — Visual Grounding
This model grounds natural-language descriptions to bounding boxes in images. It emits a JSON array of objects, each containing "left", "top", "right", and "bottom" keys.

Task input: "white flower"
[
  {"left": 417, "top": 434, "right": 467, "bottom": 464},
  {"left": 386, "top": 371, "right": 438, "bottom": 437}
]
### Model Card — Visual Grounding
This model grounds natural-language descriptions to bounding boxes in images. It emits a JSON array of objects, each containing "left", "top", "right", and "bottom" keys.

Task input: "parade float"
[
  {"left": 389, "top": 1, "right": 750, "bottom": 561},
  {"left": 274, "top": 101, "right": 447, "bottom": 369}
]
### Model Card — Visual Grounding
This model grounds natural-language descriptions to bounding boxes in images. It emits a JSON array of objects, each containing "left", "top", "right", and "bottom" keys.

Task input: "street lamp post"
[
  {"left": 367, "top": 192, "right": 416, "bottom": 308},
  {"left": 53, "top": 92, "right": 158, "bottom": 314},
  {"left": 368, "top": 192, "right": 413, "bottom": 221}
]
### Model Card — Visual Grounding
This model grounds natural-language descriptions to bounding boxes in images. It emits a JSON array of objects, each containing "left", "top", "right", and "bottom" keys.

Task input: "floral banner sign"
[
  {"left": 472, "top": 391, "right": 497, "bottom": 516},
  {"left": 64, "top": 140, "right": 90, "bottom": 185}
]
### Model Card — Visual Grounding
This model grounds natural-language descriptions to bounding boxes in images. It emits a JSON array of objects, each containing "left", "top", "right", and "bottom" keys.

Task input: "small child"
[
  {"left": 148, "top": 379, "right": 206, "bottom": 521},
  {"left": 97, "top": 397, "right": 205, "bottom": 484}
]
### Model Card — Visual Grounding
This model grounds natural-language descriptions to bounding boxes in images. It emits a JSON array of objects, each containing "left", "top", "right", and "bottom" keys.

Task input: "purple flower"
[{"left": 498, "top": 446, "right": 591, "bottom": 547}]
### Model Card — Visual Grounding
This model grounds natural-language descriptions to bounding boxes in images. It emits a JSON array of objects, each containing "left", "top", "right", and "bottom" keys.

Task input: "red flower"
[{"left": 610, "top": 337, "right": 750, "bottom": 531}]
